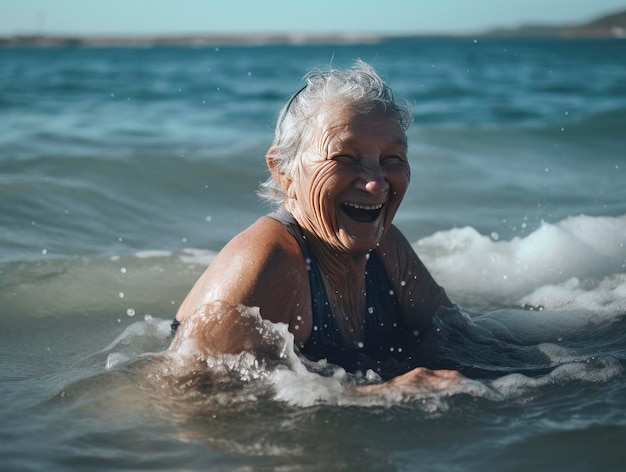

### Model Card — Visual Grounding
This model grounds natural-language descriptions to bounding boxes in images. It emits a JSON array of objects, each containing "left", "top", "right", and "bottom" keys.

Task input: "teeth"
[{"left": 345, "top": 202, "right": 383, "bottom": 211}]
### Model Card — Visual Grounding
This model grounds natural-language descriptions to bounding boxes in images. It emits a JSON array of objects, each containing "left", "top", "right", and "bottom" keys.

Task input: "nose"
[{"left": 361, "top": 163, "right": 389, "bottom": 196}]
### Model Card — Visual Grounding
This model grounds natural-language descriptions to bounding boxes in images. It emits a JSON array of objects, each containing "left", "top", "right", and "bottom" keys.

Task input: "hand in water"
[{"left": 356, "top": 367, "right": 465, "bottom": 397}]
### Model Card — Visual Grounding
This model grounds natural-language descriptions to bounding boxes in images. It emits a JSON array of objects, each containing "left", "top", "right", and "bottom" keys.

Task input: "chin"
[{"left": 337, "top": 219, "right": 386, "bottom": 253}]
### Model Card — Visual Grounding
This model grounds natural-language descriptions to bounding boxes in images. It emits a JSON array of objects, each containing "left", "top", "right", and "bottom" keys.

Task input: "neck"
[
  {"left": 287, "top": 206, "right": 370, "bottom": 346},
  {"left": 286, "top": 204, "right": 370, "bottom": 276}
]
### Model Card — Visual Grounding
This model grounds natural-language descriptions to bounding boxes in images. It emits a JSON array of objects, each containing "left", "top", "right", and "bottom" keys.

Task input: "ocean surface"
[{"left": 1, "top": 38, "right": 625, "bottom": 471}]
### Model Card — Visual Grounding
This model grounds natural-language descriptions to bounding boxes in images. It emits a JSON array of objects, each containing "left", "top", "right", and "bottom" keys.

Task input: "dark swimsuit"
[
  {"left": 267, "top": 209, "right": 425, "bottom": 379},
  {"left": 171, "top": 209, "right": 429, "bottom": 379}
]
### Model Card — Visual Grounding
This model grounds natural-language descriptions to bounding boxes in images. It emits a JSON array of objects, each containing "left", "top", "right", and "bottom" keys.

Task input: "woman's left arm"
[
  {"left": 351, "top": 226, "right": 464, "bottom": 396},
  {"left": 378, "top": 225, "right": 452, "bottom": 334}
]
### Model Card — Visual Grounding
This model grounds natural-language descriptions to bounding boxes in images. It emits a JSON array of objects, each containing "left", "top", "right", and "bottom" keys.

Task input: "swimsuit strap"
[{"left": 267, "top": 208, "right": 422, "bottom": 378}]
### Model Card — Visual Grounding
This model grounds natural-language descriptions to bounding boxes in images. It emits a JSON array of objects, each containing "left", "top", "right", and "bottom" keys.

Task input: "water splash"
[{"left": 90, "top": 302, "right": 623, "bottom": 412}]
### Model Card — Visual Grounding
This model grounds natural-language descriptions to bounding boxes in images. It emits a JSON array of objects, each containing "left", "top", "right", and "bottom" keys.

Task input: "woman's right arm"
[{"left": 173, "top": 217, "right": 310, "bottom": 354}]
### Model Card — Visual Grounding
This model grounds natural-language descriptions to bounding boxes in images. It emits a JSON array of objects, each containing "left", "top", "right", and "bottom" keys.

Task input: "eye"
[
  {"left": 331, "top": 155, "right": 356, "bottom": 165},
  {"left": 381, "top": 155, "right": 407, "bottom": 165}
]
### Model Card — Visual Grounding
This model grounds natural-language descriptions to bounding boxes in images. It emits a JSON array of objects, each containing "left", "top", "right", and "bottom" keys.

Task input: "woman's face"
[{"left": 286, "top": 103, "right": 411, "bottom": 254}]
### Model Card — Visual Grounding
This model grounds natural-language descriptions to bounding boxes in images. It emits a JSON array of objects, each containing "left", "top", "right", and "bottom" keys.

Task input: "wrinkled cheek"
[
  {"left": 317, "top": 192, "right": 340, "bottom": 241},
  {"left": 306, "top": 178, "right": 337, "bottom": 238}
]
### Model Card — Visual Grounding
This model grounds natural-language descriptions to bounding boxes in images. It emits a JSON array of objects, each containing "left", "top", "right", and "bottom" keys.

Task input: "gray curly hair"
[{"left": 259, "top": 60, "right": 413, "bottom": 204}]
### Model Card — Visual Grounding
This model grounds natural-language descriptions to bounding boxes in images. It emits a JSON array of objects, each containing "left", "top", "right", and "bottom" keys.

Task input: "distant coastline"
[
  {"left": 0, "top": 32, "right": 388, "bottom": 48},
  {"left": 1, "top": 9, "right": 624, "bottom": 48}
]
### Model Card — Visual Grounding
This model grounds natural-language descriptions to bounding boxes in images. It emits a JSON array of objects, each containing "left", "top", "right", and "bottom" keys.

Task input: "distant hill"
[{"left": 483, "top": 9, "right": 626, "bottom": 38}]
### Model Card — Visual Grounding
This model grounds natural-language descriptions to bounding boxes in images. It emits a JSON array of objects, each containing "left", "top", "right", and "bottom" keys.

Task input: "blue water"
[{"left": 1, "top": 38, "right": 625, "bottom": 471}]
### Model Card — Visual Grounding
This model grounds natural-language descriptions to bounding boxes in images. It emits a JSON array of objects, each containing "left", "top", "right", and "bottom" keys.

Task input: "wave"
[
  {"left": 410, "top": 106, "right": 626, "bottom": 149},
  {"left": 416, "top": 213, "right": 626, "bottom": 312},
  {"left": 3, "top": 213, "right": 624, "bottom": 320},
  {"left": 58, "top": 300, "right": 623, "bottom": 414}
]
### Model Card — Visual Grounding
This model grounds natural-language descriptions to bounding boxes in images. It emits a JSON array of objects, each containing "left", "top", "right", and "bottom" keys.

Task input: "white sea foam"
[
  {"left": 520, "top": 274, "right": 626, "bottom": 315},
  {"left": 416, "top": 214, "right": 626, "bottom": 311},
  {"left": 491, "top": 355, "right": 623, "bottom": 398},
  {"left": 178, "top": 248, "right": 217, "bottom": 266},
  {"left": 135, "top": 250, "right": 173, "bottom": 258},
  {"left": 91, "top": 302, "right": 621, "bottom": 413}
]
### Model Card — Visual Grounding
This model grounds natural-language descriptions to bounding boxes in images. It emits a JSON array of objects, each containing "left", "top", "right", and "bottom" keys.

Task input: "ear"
[{"left": 266, "top": 146, "right": 294, "bottom": 197}]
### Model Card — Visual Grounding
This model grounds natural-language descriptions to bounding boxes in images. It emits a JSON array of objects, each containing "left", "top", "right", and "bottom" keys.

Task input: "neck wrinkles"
[{"left": 295, "top": 220, "right": 370, "bottom": 346}]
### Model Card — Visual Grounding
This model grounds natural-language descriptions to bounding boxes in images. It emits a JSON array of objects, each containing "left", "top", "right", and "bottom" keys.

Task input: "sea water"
[{"left": 0, "top": 38, "right": 625, "bottom": 471}]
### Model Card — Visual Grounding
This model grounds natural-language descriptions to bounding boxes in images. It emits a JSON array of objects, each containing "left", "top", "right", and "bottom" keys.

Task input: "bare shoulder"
[
  {"left": 176, "top": 216, "right": 308, "bottom": 325},
  {"left": 226, "top": 216, "right": 303, "bottom": 268},
  {"left": 377, "top": 224, "right": 450, "bottom": 326},
  {"left": 377, "top": 223, "right": 438, "bottom": 284},
  {"left": 377, "top": 224, "right": 417, "bottom": 268}
]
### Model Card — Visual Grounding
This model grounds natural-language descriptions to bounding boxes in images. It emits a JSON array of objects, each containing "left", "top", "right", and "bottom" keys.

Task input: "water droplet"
[
  {"left": 205, "top": 215, "right": 212, "bottom": 222},
  {"left": 491, "top": 232, "right": 499, "bottom": 241},
  {"left": 120, "top": 267, "right": 127, "bottom": 274},
  {"left": 41, "top": 249, "right": 47, "bottom": 255},
  {"left": 127, "top": 308, "right": 135, "bottom": 317},
  {"left": 118, "top": 292, "right": 125, "bottom": 298}
]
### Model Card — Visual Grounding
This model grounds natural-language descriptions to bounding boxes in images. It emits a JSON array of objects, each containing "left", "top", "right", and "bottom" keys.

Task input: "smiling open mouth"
[{"left": 341, "top": 202, "right": 384, "bottom": 223}]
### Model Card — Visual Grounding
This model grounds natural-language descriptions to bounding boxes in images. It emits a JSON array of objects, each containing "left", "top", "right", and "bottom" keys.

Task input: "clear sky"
[{"left": 2, "top": 0, "right": 625, "bottom": 36}]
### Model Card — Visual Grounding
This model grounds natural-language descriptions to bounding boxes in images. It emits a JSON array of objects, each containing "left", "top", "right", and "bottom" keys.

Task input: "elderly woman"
[{"left": 172, "top": 60, "right": 461, "bottom": 393}]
